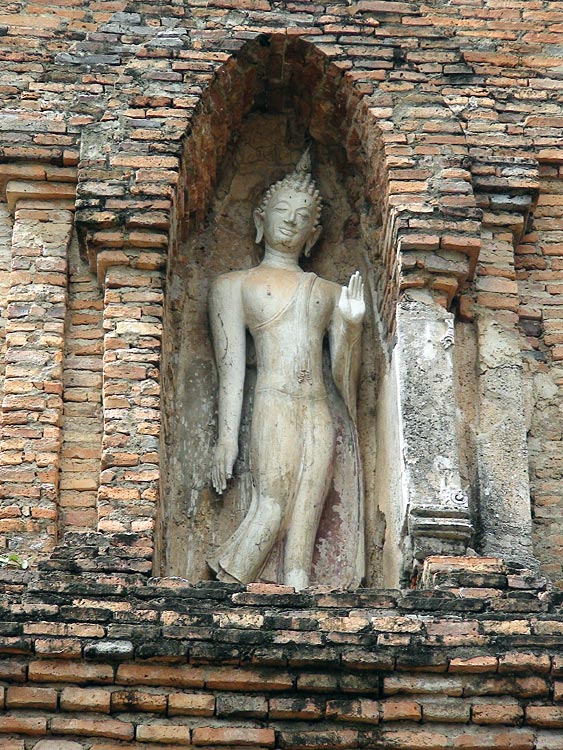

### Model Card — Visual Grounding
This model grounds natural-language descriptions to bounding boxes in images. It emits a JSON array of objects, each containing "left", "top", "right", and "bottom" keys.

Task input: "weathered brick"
[
  {"left": 326, "top": 698, "right": 380, "bottom": 724},
  {"left": 449, "top": 657, "right": 498, "bottom": 674},
  {"left": 29, "top": 660, "right": 113, "bottom": 684},
  {"left": 216, "top": 693, "right": 267, "bottom": 718},
  {"left": 116, "top": 664, "right": 204, "bottom": 688},
  {"left": 472, "top": 703, "right": 524, "bottom": 725},
  {"left": 111, "top": 689, "right": 167, "bottom": 714},
  {"left": 0, "top": 715, "right": 46, "bottom": 735},
  {"left": 6, "top": 686, "right": 57, "bottom": 710},
  {"left": 34, "top": 638, "right": 82, "bottom": 658},
  {"left": 277, "top": 729, "right": 359, "bottom": 749},
  {"left": 168, "top": 692, "right": 215, "bottom": 716},
  {"left": 0, "top": 662, "right": 28, "bottom": 683},
  {"left": 205, "top": 667, "right": 293, "bottom": 691},
  {"left": 136, "top": 723, "right": 191, "bottom": 744},
  {"left": 49, "top": 717, "right": 134, "bottom": 741},
  {"left": 192, "top": 727, "right": 275, "bottom": 747},
  {"left": 499, "top": 652, "right": 551, "bottom": 673},
  {"left": 270, "top": 697, "right": 324, "bottom": 720},
  {"left": 60, "top": 686, "right": 111, "bottom": 713},
  {"left": 526, "top": 705, "right": 563, "bottom": 728}
]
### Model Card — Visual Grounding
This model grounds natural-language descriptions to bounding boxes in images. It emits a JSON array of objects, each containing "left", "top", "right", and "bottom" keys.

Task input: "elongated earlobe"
[
  {"left": 303, "top": 226, "right": 321, "bottom": 258},
  {"left": 253, "top": 208, "right": 264, "bottom": 244}
]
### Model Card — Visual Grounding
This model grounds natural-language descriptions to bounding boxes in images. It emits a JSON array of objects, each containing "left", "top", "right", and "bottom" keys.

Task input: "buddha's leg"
[
  {"left": 284, "top": 398, "right": 335, "bottom": 590},
  {"left": 216, "top": 391, "right": 301, "bottom": 583}
]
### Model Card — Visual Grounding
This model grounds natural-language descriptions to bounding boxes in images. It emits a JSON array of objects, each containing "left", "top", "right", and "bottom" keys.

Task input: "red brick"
[
  {"left": 192, "top": 727, "right": 275, "bottom": 747},
  {"left": 60, "top": 687, "right": 111, "bottom": 713},
  {"left": 472, "top": 703, "right": 523, "bottom": 725},
  {"left": 116, "top": 664, "right": 204, "bottom": 688},
  {"left": 49, "top": 717, "right": 134, "bottom": 741},
  {"left": 168, "top": 692, "right": 215, "bottom": 716},
  {"left": 205, "top": 667, "right": 293, "bottom": 691},
  {"left": 29, "top": 660, "right": 113, "bottom": 684},
  {"left": 136, "top": 724, "right": 191, "bottom": 744},
  {"left": 382, "top": 700, "right": 421, "bottom": 722},
  {"left": 6, "top": 686, "right": 57, "bottom": 710},
  {"left": 0, "top": 715, "right": 46, "bottom": 735}
]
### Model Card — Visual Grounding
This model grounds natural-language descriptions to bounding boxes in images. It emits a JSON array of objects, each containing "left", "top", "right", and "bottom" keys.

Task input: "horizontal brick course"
[
  {"left": 0, "top": 567, "right": 560, "bottom": 746},
  {"left": 0, "top": 0, "right": 563, "bottom": 748}
]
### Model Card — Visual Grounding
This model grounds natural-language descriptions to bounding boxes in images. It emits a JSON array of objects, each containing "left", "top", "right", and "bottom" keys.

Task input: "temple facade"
[{"left": 1, "top": 0, "right": 563, "bottom": 748}]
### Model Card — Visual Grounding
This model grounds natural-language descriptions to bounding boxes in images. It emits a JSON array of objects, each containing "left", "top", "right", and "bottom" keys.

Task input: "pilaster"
[
  {"left": 96, "top": 253, "right": 166, "bottom": 573},
  {"left": 471, "top": 156, "right": 540, "bottom": 570},
  {"left": 0, "top": 165, "right": 76, "bottom": 562},
  {"left": 475, "top": 315, "right": 536, "bottom": 566},
  {"left": 395, "top": 290, "right": 472, "bottom": 573}
]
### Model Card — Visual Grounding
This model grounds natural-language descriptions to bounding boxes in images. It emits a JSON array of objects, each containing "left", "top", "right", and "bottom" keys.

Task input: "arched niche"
[{"left": 158, "top": 36, "right": 398, "bottom": 587}]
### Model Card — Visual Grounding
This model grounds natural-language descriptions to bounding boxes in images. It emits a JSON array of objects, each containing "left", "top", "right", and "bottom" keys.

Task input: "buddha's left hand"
[{"left": 338, "top": 271, "right": 366, "bottom": 325}]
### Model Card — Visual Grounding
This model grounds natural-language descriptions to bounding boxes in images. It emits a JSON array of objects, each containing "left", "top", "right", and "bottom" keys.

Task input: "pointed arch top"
[{"left": 75, "top": 27, "right": 481, "bottom": 332}]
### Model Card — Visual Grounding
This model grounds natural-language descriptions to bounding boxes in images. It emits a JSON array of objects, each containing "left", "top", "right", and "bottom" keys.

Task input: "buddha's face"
[{"left": 261, "top": 187, "right": 318, "bottom": 255}]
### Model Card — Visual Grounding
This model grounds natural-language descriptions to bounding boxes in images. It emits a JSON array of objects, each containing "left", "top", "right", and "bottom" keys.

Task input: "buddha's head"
[{"left": 254, "top": 149, "right": 322, "bottom": 258}]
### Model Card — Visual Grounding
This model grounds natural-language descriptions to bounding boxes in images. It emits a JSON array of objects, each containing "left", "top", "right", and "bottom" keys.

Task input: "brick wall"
[
  {"left": 0, "top": 4, "right": 559, "bottom": 555},
  {"left": 0, "top": 559, "right": 562, "bottom": 750},
  {"left": 1, "top": 1, "right": 563, "bottom": 746},
  {"left": 2, "top": 0, "right": 487, "bottom": 568}
]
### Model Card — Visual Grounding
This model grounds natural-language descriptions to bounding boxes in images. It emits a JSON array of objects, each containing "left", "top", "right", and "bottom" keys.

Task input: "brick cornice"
[{"left": 0, "top": 162, "right": 77, "bottom": 214}]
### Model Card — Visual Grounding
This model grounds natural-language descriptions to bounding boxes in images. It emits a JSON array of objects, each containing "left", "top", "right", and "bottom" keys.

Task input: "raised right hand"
[
  {"left": 211, "top": 440, "right": 238, "bottom": 494},
  {"left": 338, "top": 271, "right": 365, "bottom": 326}
]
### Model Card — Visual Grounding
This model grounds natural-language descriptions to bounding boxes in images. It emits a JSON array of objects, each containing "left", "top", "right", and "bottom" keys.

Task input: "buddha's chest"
[{"left": 242, "top": 274, "right": 334, "bottom": 332}]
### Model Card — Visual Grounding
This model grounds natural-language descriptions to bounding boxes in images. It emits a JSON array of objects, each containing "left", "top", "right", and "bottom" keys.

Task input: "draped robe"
[{"left": 208, "top": 268, "right": 364, "bottom": 588}]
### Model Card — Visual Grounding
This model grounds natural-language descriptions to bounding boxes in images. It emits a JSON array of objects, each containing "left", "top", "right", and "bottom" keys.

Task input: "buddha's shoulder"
[
  {"left": 210, "top": 269, "right": 247, "bottom": 291},
  {"left": 314, "top": 275, "right": 341, "bottom": 299}
]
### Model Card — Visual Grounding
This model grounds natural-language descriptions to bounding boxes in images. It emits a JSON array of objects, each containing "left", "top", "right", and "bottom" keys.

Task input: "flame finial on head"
[{"left": 295, "top": 146, "right": 312, "bottom": 176}]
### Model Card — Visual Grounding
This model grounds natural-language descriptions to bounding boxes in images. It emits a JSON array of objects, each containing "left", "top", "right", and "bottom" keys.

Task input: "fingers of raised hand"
[{"left": 348, "top": 271, "right": 364, "bottom": 301}]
